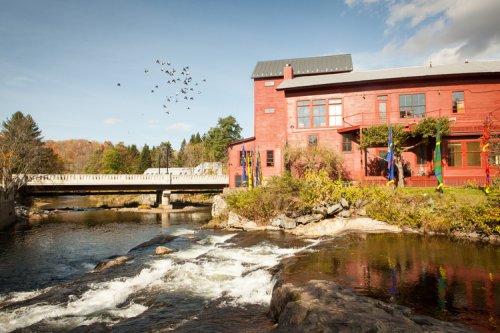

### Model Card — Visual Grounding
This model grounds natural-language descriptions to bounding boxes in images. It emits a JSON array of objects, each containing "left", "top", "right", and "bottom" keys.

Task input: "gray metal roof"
[
  {"left": 277, "top": 60, "right": 500, "bottom": 90},
  {"left": 251, "top": 54, "right": 353, "bottom": 79}
]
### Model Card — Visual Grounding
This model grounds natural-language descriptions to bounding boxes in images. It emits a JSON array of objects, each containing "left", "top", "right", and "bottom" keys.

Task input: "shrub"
[{"left": 225, "top": 172, "right": 304, "bottom": 223}]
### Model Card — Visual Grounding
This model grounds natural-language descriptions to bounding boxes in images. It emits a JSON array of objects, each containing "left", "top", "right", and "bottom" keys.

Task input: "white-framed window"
[{"left": 329, "top": 98, "right": 342, "bottom": 126}]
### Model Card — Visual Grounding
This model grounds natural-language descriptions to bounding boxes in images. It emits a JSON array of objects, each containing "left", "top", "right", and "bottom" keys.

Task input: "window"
[
  {"left": 312, "top": 100, "right": 326, "bottom": 127},
  {"left": 447, "top": 141, "right": 482, "bottom": 167},
  {"left": 308, "top": 135, "right": 318, "bottom": 146},
  {"left": 399, "top": 93, "right": 426, "bottom": 118},
  {"left": 297, "top": 101, "right": 310, "bottom": 128},
  {"left": 297, "top": 98, "right": 342, "bottom": 128},
  {"left": 447, "top": 143, "right": 462, "bottom": 167},
  {"left": 378, "top": 95, "right": 387, "bottom": 123},
  {"left": 329, "top": 99, "right": 342, "bottom": 127},
  {"left": 239, "top": 151, "right": 244, "bottom": 166},
  {"left": 264, "top": 108, "right": 275, "bottom": 114},
  {"left": 266, "top": 150, "right": 274, "bottom": 167},
  {"left": 466, "top": 142, "right": 481, "bottom": 166},
  {"left": 342, "top": 134, "right": 352, "bottom": 152},
  {"left": 452, "top": 91, "right": 464, "bottom": 113},
  {"left": 378, "top": 150, "right": 389, "bottom": 175},
  {"left": 416, "top": 144, "right": 428, "bottom": 164},
  {"left": 235, "top": 175, "right": 242, "bottom": 187}
]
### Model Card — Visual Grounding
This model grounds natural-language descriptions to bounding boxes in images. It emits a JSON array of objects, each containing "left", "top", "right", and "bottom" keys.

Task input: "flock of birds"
[{"left": 117, "top": 59, "right": 206, "bottom": 114}]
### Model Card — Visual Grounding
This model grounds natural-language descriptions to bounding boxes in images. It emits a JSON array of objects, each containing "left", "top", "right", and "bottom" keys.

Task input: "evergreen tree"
[
  {"left": 0, "top": 111, "right": 62, "bottom": 199},
  {"left": 139, "top": 144, "right": 152, "bottom": 173}
]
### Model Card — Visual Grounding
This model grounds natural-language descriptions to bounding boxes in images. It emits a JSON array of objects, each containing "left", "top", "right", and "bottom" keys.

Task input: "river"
[{"left": 0, "top": 196, "right": 498, "bottom": 332}]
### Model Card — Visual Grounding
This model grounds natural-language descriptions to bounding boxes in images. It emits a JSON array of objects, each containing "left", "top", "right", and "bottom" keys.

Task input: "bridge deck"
[{"left": 24, "top": 174, "right": 228, "bottom": 193}]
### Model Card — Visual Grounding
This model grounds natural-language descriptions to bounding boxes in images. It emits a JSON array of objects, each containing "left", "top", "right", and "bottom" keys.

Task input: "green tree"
[
  {"left": 176, "top": 139, "right": 187, "bottom": 167},
  {"left": 139, "top": 144, "right": 152, "bottom": 173},
  {"left": 361, "top": 117, "right": 450, "bottom": 187},
  {"left": 151, "top": 141, "right": 175, "bottom": 169},
  {"left": 84, "top": 147, "right": 104, "bottom": 173},
  {"left": 204, "top": 116, "right": 242, "bottom": 163},
  {"left": 101, "top": 147, "right": 123, "bottom": 174},
  {"left": 0, "top": 111, "right": 62, "bottom": 199}
]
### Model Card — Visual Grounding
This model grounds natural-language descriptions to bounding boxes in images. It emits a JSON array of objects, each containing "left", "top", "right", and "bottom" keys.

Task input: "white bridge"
[{"left": 24, "top": 174, "right": 228, "bottom": 194}]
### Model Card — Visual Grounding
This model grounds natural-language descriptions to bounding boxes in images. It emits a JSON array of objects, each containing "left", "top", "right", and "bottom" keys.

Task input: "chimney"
[{"left": 283, "top": 63, "right": 293, "bottom": 80}]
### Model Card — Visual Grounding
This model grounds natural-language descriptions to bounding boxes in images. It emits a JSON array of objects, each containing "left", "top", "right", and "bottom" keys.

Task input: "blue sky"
[{"left": 1, "top": 0, "right": 499, "bottom": 150}]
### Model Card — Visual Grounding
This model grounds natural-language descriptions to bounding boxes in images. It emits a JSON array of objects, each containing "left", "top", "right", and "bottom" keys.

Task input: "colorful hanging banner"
[
  {"left": 256, "top": 147, "right": 262, "bottom": 187},
  {"left": 247, "top": 150, "right": 253, "bottom": 190},
  {"left": 386, "top": 126, "right": 395, "bottom": 186},
  {"left": 434, "top": 126, "right": 444, "bottom": 192},
  {"left": 481, "top": 117, "right": 490, "bottom": 194},
  {"left": 241, "top": 145, "right": 247, "bottom": 186}
]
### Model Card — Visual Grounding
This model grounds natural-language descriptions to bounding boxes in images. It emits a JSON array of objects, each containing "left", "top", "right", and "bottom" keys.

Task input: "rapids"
[{"left": 0, "top": 210, "right": 317, "bottom": 332}]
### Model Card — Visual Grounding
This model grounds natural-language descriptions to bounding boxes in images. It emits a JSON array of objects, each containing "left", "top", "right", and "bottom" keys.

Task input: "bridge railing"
[{"left": 24, "top": 174, "right": 229, "bottom": 186}]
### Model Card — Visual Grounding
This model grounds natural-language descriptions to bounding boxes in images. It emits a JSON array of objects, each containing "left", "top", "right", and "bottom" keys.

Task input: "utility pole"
[{"left": 166, "top": 145, "right": 169, "bottom": 174}]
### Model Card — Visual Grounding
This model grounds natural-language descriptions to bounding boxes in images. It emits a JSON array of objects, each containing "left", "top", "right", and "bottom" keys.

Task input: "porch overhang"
[{"left": 337, "top": 125, "right": 360, "bottom": 133}]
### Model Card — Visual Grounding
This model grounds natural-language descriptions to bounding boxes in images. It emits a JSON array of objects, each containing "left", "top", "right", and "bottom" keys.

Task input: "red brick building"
[{"left": 228, "top": 54, "right": 500, "bottom": 187}]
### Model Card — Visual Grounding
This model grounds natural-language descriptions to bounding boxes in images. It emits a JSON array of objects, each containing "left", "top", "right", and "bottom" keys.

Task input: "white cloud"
[
  {"left": 103, "top": 118, "right": 122, "bottom": 125},
  {"left": 349, "top": 0, "right": 500, "bottom": 66},
  {"left": 392, "top": 0, "right": 500, "bottom": 64},
  {"left": 167, "top": 122, "right": 192, "bottom": 131}
]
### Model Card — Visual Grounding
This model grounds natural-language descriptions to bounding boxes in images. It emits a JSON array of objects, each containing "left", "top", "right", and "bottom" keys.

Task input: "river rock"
[
  {"left": 155, "top": 246, "right": 173, "bottom": 255},
  {"left": 270, "top": 280, "right": 473, "bottom": 333},
  {"left": 340, "top": 197, "right": 349, "bottom": 209},
  {"left": 312, "top": 205, "right": 328, "bottom": 215},
  {"left": 288, "top": 217, "right": 402, "bottom": 237},
  {"left": 227, "top": 211, "right": 258, "bottom": 230},
  {"left": 93, "top": 256, "right": 131, "bottom": 273},
  {"left": 211, "top": 195, "right": 228, "bottom": 217},
  {"left": 339, "top": 209, "right": 352, "bottom": 218},
  {"left": 296, "top": 214, "right": 323, "bottom": 225},
  {"left": 128, "top": 235, "right": 177, "bottom": 252},
  {"left": 326, "top": 203, "right": 343, "bottom": 216},
  {"left": 271, "top": 214, "right": 296, "bottom": 229}
]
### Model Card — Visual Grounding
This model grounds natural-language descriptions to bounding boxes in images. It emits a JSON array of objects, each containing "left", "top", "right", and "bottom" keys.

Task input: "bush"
[{"left": 225, "top": 172, "right": 304, "bottom": 223}]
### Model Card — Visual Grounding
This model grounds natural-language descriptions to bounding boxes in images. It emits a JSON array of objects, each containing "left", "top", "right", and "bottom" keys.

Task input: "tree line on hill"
[
  {"left": 1, "top": 111, "right": 242, "bottom": 199},
  {"left": 47, "top": 115, "right": 242, "bottom": 174}
]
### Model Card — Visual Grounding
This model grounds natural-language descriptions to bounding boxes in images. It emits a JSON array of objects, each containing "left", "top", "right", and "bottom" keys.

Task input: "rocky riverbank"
[
  {"left": 269, "top": 279, "right": 474, "bottom": 333},
  {"left": 210, "top": 194, "right": 500, "bottom": 244}
]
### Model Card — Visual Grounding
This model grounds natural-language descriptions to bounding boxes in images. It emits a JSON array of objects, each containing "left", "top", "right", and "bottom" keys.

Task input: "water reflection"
[
  {"left": 0, "top": 208, "right": 211, "bottom": 294},
  {"left": 284, "top": 233, "right": 499, "bottom": 332}
]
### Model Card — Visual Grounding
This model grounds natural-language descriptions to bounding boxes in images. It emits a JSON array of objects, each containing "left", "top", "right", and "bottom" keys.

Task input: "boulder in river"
[
  {"left": 93, "top": 255, "right": 131, "bottom": 273},
  {"left": 128, "top": 235, "right": 178, "bottom": 252},
  {"left": 270, "top": 280, "right": 473, "bottom": 333},
  {"left": 155, "top": 246, "right": 173, "bottom": 255}
]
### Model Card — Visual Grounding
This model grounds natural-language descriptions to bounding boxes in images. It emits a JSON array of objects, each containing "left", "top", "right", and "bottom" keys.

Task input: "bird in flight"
[{"left": 117, "top": 57, "right": 207, "bottom": 115}]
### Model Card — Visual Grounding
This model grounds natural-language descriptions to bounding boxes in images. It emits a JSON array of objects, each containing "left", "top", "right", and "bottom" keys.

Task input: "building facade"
[{"left": 228, "top": 55, "right": 500, "bottom": 187}]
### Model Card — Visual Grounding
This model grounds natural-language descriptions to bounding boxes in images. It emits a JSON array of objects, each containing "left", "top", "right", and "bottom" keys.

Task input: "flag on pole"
[
  {"left": 247, "top": 150, "right": 253, "bottom": 190},
  {"left": 482, "top": 117, "right": 490, "bottom": 194},
  {"left": 386, "top": 126, "right": 395, "bottom": 186},
  {"left": 256, "top": 147, "right": 262, "bottom": 187},
  {"left": 434, "top": 126, "right": 444, "bottom": 192},
  {"left": 241, "top": 145, "right": 247, "bottom": 186}
]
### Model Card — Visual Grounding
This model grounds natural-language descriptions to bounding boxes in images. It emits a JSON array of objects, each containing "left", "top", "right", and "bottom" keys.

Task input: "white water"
[{"left": 0, "top": 231, "right": 318, "bottom": 332}]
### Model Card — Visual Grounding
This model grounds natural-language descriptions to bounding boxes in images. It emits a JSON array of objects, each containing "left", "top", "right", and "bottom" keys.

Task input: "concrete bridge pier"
[{"left": 156, "top": 190, "right": 173, "bottom": 210}]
